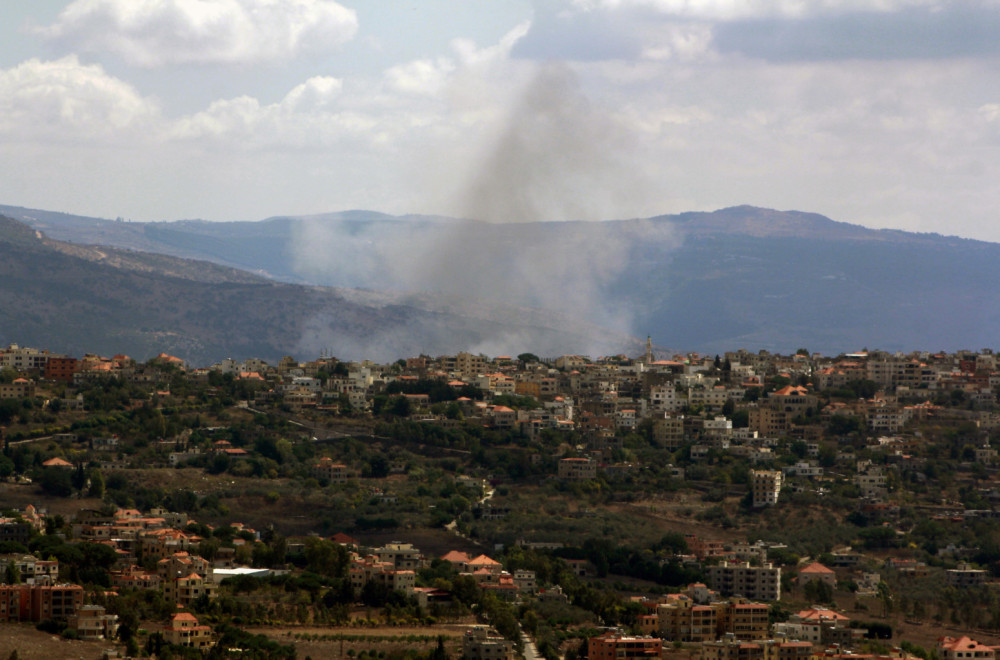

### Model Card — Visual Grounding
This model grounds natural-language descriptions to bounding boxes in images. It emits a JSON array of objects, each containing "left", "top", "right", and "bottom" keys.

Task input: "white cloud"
[
  {"left": 452, "top": 20, "right": 531, "bottom": 68},
  {"left": 171, "top": 76, "right": 381, "bottom": 149},
  {"left": 164, "top": 20, "right": 532, "bottom": 151},
  {"left": 282, "top": 76, "right": 343, "bottom": 111},
  {"left": 641, "top": 23, "right": 714, "bottom": 60},
  {"left": 980, "top": 103, "right": 1000, "bottom": 122},
  {"left": 35, "top": 0, "right": 358, "bottom": 67},
  {"left": 571, "top": 0, "right": 942, "bottom": 20},
  {"left": 0, "top": 55, "right": 160, "bottom": 141},
  {"left": 384, "top": 58, "right": 456, "bottom": 96}
]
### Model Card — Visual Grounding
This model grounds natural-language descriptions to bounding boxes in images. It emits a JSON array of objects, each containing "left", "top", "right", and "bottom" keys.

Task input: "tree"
[
  {"left": 386, "top": 395, "right": 412, "bottom": 417},
  {"left": 844, "top": 379, "right": 879, "bottom": 399},
  {"left": 144, "top": 632, "right": 165, "bottom": 658},
  {"left": 0, "top": 399, "right": 21, "bottom": 424},
  {"left": 877, "top": 581, "right": 893, "bottom": 617},
  {"left": 5, "top": 560, "right": 20, "bottom": 585},
  {"left": 827, "top": 414, "right": 861, "bottom": 436},
  {"left": 88, "top": 470, "right": 105, "bottom": 499},
  {"left": 804, "top": 578, "right": 833, "bottom": 604},
  {"left": 38, "top": 468, "right": 73, "bottom": 497},
  {"left": 303, "top": 537, "right": 348, "bottom": 578},
  {"left": 71, "top": 463, "right": 87, "bottom": 493},
  {"left": 207, "top": 452, "right": 231, "bottom": 475},
  {"left": 360, "top": 579, "right": 392, "bottom": 607},
  {"left": 451, "top": 575, "right": 480, "bottom": 606},
  {"left": 367, "top": 455, "right": 390, "bottom": 479},
  {"left": 429, "top": 636, "right": 448, "bottom": 660},
  {"left": 818, "top": 444, "right": 838, "bottom": 468}
]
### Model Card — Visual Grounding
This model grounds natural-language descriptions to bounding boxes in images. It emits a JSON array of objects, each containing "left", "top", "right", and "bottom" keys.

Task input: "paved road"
[{"left": 521, "top": 631, "right": 542, "bottom": 660}]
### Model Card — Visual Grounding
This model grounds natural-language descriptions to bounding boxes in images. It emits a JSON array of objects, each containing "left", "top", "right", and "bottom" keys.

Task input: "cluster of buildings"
[
  {"left": 342, "top": 539, "right": 541, "bottom": 609},
  {"left": 9, "top": 343, "right": 1000, "bottom": 655},
  {"left": 0, "top": 494, "right": 998, "bottom": 659},
  {"left": 0, "top": 503, "right": 264, "bottom": 646},
  {"left": 0, "top": 499, "right": 541, "bottom": 654},
  {"left": 593, "top": 587, "right": 1000, "bottom": 660},
  {"left": 7, "top": 343, "right": 1000, "bottom": 498}
]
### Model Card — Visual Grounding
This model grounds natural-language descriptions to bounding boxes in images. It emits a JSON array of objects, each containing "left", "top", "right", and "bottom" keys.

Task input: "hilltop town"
[{"left": 3, "top": 341, "right": 1000, "bottom": 659}]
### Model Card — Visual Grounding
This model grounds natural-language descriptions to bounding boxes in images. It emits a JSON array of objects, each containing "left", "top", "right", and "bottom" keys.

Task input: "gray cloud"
[
  {"left": 510, "top": 1, "right": 643, "bottom": 61},
  {"left": 714, "top": 5, "right": 1000, "bottom": 61}
]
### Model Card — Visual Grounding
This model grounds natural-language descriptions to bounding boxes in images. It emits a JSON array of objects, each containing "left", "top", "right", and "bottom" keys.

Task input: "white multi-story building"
[
  {"left": 558, "top": 457, "right": 597, "bottom": 481},
  {"left": 650, "top": 384, "right": 683, "bottom": 412},
  {"left": 750, "top": 470, "right": 782, "bottom": 508},
  {"left": 706, "top": 561, "right": 782, "bottom": 601},
  {"left": 856, "top": 463, "right": 887, "bottom": 500}
]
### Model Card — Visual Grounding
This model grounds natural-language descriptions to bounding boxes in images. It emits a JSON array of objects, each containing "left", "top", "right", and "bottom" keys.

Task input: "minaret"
[{"left": 645, "top": 335, "right": 653, "bottom": 364}]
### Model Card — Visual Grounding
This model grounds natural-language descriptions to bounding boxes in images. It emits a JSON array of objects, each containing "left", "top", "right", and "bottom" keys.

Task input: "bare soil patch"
[
  {"left": 0, "top": 622, "right": 120, "bottom": 660},
  {"left": 246, "top": 624, "right": 469, "bottom": 658},
  {"left": 0, "top": 481, "right": 103, "bottom": 518},
  {"left": 357, "top": 528, "right": 488, "bottom": 558},
  {"left": 610, "top": 497, "right": 746, "bottom": 543}
]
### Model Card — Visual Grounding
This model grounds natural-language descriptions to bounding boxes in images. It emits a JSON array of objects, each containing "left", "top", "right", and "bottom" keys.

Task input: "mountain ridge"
[
  {"left": 4, "top": 203, "right": 1000, "bottom": 357},
  {"left": 0, "top": 214, "right": 640, "bottom": 364}
]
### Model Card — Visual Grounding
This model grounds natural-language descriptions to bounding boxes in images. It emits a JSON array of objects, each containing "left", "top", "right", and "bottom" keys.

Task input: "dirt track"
[{"left": 246, "top": 623, "right": 470, "bottom": 658}]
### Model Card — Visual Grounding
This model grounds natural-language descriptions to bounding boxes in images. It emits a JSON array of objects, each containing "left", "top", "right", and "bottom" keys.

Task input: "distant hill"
[
  {"left": 4, "top": 203, "right": 1000, "bottom": 356},
  {"left": 0, "top": 215, "right": 638, "bottom": 364}
]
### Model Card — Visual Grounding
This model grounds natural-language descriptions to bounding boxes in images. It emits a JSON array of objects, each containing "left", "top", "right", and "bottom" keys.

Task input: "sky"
[{"left": 1, "top": 0, "right": 1000, "bottom": 241}]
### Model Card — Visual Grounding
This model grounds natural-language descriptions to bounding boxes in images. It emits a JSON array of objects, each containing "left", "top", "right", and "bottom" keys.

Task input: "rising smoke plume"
[{"left": 292, "top": 63, "right": 675, "bottom": 359}]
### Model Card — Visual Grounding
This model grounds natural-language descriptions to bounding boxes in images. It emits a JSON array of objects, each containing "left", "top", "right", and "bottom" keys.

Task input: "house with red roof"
[
  {"left": 557, "top": 456, "right": 596, "bottom": 481},
  {"left": 795, "top": 607, "right": 850, "bottom": 624},
  {"left": 938, "top": 637, "right": 1000, "bottom": 660},
  {"left": 774, "top": 607, "right": 857, "bottom": 645},
  {"left": 0, "top": 377, "right": 35, "bottom": 398},
  {"left": 330, "top": 532, "right": 359, "bottom": 547},
  {"left": 465, "top": 554, "right": 503, "bottom": 574},
  {"left": 489, "top": 405, "right": 516, "bottom": 429},
  {"left": 799, "top": 562, "right": 837, "bottom": 587},
  {"left": 441, "top": 550, "right": 471, "bottom": 567},
  {"left": 150, "top": 353, "right": 186, "bottom": 369},
  {"left": 41, "top": 457, "right": 73, "bottom": 469},
  {"left": 313, "top": 457, "right": 350, "bottom": 484},
  {"left": 163, "top": 611, "right": 213, "bottom": 649}
]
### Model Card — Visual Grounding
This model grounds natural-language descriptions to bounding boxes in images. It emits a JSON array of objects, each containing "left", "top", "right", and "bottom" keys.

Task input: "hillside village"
[{"left": 4, "top": 341, "right": 1000, "bottom": 659}]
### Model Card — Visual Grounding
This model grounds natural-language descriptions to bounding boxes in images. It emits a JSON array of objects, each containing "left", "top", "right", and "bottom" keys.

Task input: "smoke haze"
[
  {"left": 291, "top": 63, "right": 675, "bottom": 358},
  {"left": 459, "top": 62, "right": 635, "bottom": 225}
]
